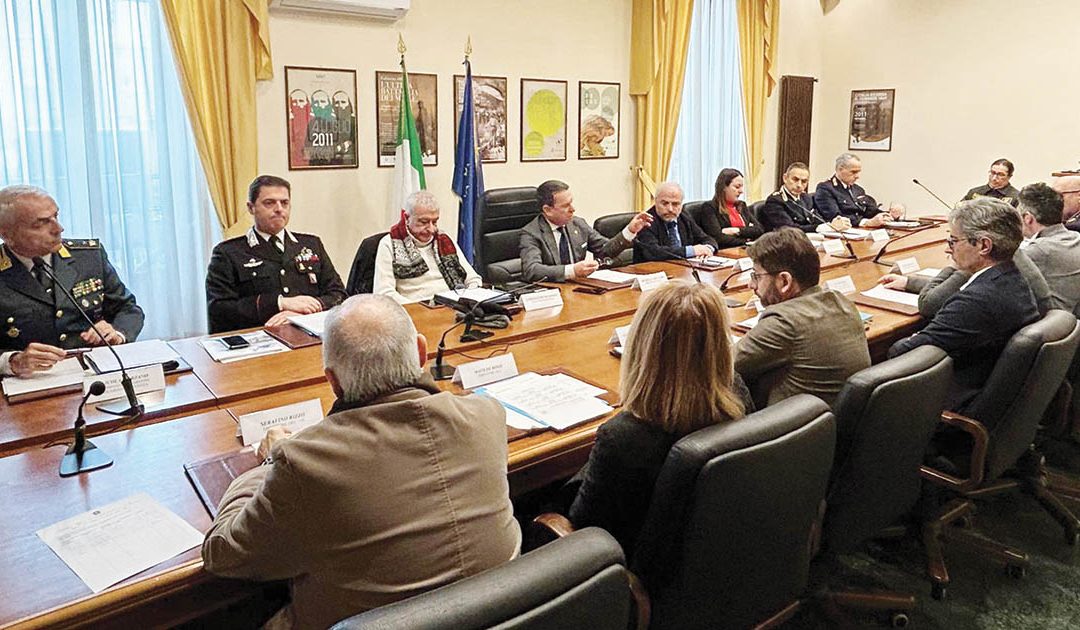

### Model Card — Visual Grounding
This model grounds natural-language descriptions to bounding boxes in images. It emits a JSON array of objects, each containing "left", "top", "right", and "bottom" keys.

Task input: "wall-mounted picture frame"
[
  {"left": 454, "top": 74, "right": 508, "bottom": 164},
  {"left": 375, "top": 70, "right": 438, "bottom": 168},
  {"left": 520, "top": 78, "right": 567, "bottom": 162},
  {"left": 285, "top": 65, "right": 358, "bottom": 170},
  {"left": 848, "top": 89, "right": 895, "bottom": 152},
  {"left": 578, "top": 81, "right": 620, "bottom": 160}
]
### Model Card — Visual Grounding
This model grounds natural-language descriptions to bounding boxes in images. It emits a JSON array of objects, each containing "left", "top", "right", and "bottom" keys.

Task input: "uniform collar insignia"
[
  {"left": 57, "top": 245, "right": 71, "bottom": 259},
  {"left": 246, "top": 227, "right": 260, "bottom": 248},
  {"left": 0, "top": 245, "right": 10, "bottom": 272}
]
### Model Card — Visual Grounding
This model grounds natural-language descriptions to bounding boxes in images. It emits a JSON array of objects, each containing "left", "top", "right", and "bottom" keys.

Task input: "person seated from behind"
[
  {"left": 519, "top": 180, "right": 652, "bottom": 282},
  {"left": 1017, "top": 183, "right": 1080, "bottom": 316},
  {"left": 632, "top": 181, "right": 718, "bottom": 262},
  {"left": 695, "top": 168, "right": 763, "bottom": 248},
  {"left": 1051, "top": 175, "right": 1080, "bottom": 233},
  {"left": 758, "top": 162, "right": 851, "bottom": 233},
  {"left": 568, "top": 281, "right": 752, "bottom": 554},
  {"left": 373, "top": 190, "right": 482, "bottom": 304},
  {"left": 962, "top": 158, "right": 1020, "bottom": 208},
  {"left": 814, "top": 153, "right": 903, "bottom": 228},
  {"left": 735, "top": 228, "right": 870, "bottom": 409},
  {"left": 203, "top": 294, "right": 520, "bottom": 630}
]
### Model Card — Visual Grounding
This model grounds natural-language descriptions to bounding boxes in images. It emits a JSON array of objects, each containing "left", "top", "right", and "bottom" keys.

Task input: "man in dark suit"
[
  {"left": 519, "top": 180, "right": 653, "bottom": 282},
  {"left": 813, "top": 153, "right": 903, "bottom": 228},
  {"left": 206, "top": 175, "right": 346, "bottom": 334},
  {"left": 1018, "top": 183, "right": 1080, "bottom": 316},
  {"left": 888, "top": 198, "right": 1039, "bottom": 414},
  {"left": 0, "top": 185, "right": 143, "bottom": 377},
  {"left": 632, "top": 182, "right": 718, "bottom": 262},
  {"left": 759, "top": 162, "right": 852, "bottom": 233}
]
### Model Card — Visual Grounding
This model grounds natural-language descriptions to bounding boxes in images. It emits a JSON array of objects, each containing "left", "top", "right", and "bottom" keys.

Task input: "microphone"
[
  {"left": 823, "top": 225, "right": 858, "bottom": 260},
  {"left": 912, "top": 178, "right": 954, "bottom": 212},
  {"left": 718, "top": 266, "right": 746, "bottom": 292},
  {"left": 33, "top": 257, "right": 143, "bottom": 418},
  {"left": 871, "top": 224, "right": 938, "bottom": 267},
  {"left": 690, "top": 266, "right": 702, "bottom": 283},
  {"left": 429, "top": 320, "right": 466, "bottom": 380},
  {"left": 59, "top": 380, "right": 113, "bottom": 476}
]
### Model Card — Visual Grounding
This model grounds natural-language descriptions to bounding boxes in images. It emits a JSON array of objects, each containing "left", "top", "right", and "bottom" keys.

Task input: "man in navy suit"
[
  {"left": 814, "top": 153, "right": 904, "bottom": 228},
  {"left": 633, "top": 182, "right": 718, "bottom": 262},
  {"left": 888, "top": 198, "right": 1039, "bottom": 414}
]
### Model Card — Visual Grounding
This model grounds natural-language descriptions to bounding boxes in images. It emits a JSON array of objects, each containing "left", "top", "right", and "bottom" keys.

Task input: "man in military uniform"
[
  {"left": 813, "top": 153, "right": 904, "bottom": 228},
  {"left": 206, "top": 175, "right": 346, "bottom": 334},
  {"left": 0, "top": 185, "right": 143, "bottom": 377},
  {"left": 759, "top": 162, "right": 851, "bottom": 233},
  {"left": 962, "top": 158, "right": 1020, "bottom": 208}
]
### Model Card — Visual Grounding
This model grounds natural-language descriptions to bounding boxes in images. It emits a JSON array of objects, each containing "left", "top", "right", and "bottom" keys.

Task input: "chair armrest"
[
  {"left": 919, "top": 411, "right": 990, "bottom": 492},
  {"left": 533, "top": 512, "right": 576, "bottom": 538},
  {"left": 627, "top": 571, "right": 652, "bottom": 630}
]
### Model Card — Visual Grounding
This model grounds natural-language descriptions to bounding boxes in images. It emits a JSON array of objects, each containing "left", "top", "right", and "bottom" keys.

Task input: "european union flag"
[{"left": 453, "top": 59, "right": 484, "bottom": 265}]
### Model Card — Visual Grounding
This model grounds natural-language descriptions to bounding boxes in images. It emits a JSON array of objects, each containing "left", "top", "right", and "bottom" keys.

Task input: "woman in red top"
[{"left": 696, "top": 168, "right": 764, "bottom": 248}]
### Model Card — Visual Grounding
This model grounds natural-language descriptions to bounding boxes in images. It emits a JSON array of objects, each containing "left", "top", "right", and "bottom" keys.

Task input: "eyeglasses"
[
  {"left": 945, "top": 235, "right": 977, "bottom": 248},
  {"left": 989, "top": 170, "right": 1010, "bottom": 178},
  {"left": 748, "top": 271, "right": 773, "bottom": 283}
]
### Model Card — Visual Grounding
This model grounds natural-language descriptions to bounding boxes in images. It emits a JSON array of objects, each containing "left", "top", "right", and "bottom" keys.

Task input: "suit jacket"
[
  {"left": 695, "top": 199, "right": 764, "bottom": 248},
  {"left": 758, "top": 188, "right": 820, "bottom": 233},
  {"left": 813, "top": 175, "right": 881, "bottom": 224},
  {"left": 206, "top": 228, "right": 346, "bottom": 333},
  {"left": 203, "top": 379, "right": 521, "bottom": 630},
  {"left": 0, "top": 240, "right": 143, "bottom": 351},
  {"left": 962, "top": 183, "right": 1020, "bottom": 208},
  {"left": 1022, "top": 223, "right": 1080, "bottom": 316},
  {"left": 735, "top": 285, "right": 871, "bottom": 409},
  {"left": 905, "top": 249, "right": 1053, "bottom": 317},
  {"left": 888, "top": 260, "right": 1039, "bottom": 415},
  {"left": 518, "top": 215, "right": 631, "bottom": 282},
  {"left": 632, "top": 207, "right": 718, "bottom": 263}
]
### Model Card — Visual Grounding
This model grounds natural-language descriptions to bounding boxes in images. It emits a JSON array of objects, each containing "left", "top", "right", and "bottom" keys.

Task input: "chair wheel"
[
  {"left": 891, "top": 612, "right": 910, "bottom": 628},
  {"left": 931, "top": 583, "right": 947, "bottom": 600},
  {"left": 1006, "top": 564, "right": 1026, "bottom": 579}
]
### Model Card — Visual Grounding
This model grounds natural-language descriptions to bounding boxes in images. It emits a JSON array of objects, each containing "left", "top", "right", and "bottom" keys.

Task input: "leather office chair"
[
  {"left": 345, "top": 231, "right": 388, "bottom": 295},
  {"left": 329, "top": 528, "right": 648, "bottom": 630},
  {"left": 593, "top": 212, "right": 636, "bottom": 268},
  {"left": 920, "top": 310, "right": 1080, "bottom": 599},
  {"left": 748, "top": 200, "right": 765, "bottom": 226},
  {"left": 472, "top": 186, "right": 539, "bottom": 284},
  {"left": 682, "top": 200, "right": 707, "bottom": 230}
]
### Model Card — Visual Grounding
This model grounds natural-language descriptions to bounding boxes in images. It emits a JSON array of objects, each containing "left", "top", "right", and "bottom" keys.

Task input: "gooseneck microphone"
[
  {"left": 430, "top": 320, "right": 466, "bottom": 380},
  {"left": 32, "top": 256, "right": 143, "bottom": 418},
  {"left": 59, "top": 380, "right": 113, "bottom": 476},
  {"left": 912, "top": 178, "right": 954, "bottom": 212},
  {"left": 871, "top": 224, "right": 938, "bottom": 267}
]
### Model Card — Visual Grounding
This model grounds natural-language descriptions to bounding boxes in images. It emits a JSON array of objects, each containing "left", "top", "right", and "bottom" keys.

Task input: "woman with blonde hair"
[{"left": 568, "top": 281, "right": 753, "bottom": 553}]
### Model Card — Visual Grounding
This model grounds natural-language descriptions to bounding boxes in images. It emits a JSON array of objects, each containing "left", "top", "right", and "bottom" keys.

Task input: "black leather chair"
[
  {"left": 748, "top": 200, "right": 765, "bottom": 226},
  {"left": 472, "top": 187, "right": 539, "bottom": 283},
  {"left": 329, "top": 528, "right": 648, "bottom": 630},
  {"left": 593, "top": 212, "right": 636, "bottom": 268},
  {"left": 682, "top": 200, "right": 708, "bottom": 230},
  {"left": 920, "top": 310, "right": 1080, "bottom": 599},
  {"left": 345, "top": 231, "right": 388, "bottom": 295}
]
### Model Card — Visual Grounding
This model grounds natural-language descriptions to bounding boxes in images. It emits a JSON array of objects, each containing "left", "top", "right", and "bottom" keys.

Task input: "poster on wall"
[
  {"left": 285, "top": 66, "right": 358, "bottom": 170},
  {"left": 375, "top": 71, "right": 438, "bottom": 167},
  {"left": 848, "top": 89, "right": 895, "bottom": 152},
  {"left": 454, "top": 74, "right": 508, "bottom": 163},
  {"left": 520, "top": 78, "right": 567, "bottom": 162},
  {"left": 578, "top": 81, "right": 619, "bottom": 159}
]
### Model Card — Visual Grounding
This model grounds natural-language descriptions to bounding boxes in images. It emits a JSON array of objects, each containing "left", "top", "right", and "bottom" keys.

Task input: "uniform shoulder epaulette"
[
  {"left": 767, "top": 190, "right": 782, "bottom": 199},
  {"left": 62, "top": 239, "right": 102, "bottom": 250}
]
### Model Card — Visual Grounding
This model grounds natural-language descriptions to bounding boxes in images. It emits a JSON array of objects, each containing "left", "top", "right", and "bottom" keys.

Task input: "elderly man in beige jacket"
[{"left": 202, "top": 294, "right": 520, "bottom": 630}]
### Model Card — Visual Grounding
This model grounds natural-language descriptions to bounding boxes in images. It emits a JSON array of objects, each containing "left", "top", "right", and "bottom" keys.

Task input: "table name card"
[
  {"left": 84, "top": 364, "right": 165, "bottom": 404},
  {"left": 520, "top": 288, "right": 564, "bottom": 311},
  {"left": 453, "top": 353, "right": 519, "bottom": 390},
  {"left": 737, "top": 257, "right": 754, "bottom": 271},
  {"left": 825, "top": 275, "right": 858, "bottom": 295},
  {"left": 822, "top": 239, "right": 847, "bottom": 256},
  {"left": 633, "top": 271, "right": 668, "bottom": 292},
  {"left": 870, "top": 228, "right": 890, "bottom": 242},
  {"left": 238, "top": 398, "right": 323, "bottom": 446},
  {"left": 896, "top": 257, "right": 921, "bottom": 275}
]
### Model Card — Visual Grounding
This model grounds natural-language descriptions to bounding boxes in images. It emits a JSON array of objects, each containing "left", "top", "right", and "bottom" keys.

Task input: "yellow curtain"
[
  {"left": 160, "top": 0, "right": 273, "bottom": 237},
  {"left": 630, "top": 0, "right": 695, "bottom": 211},
  {"left": 736, "top": 0, "right": 780, "bottom": 200}
]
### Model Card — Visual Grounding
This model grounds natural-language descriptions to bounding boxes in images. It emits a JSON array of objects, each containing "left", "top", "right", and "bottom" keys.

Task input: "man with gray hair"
[
  {"left": 373, "top": 190, "right": 482, "bottom": 303},
  {"left": 633, "top": 181, "right": 718, "bottom": 262},
  {"left": 814, "top": 153, "right": 904, "bottom": 228},
  {"left": 888, "top": 198, "right": 1039, "bottom": 413},
  {"left": 0, "top": 184, "right": 143, "bottom": 377},
  {"left": 203, "top": 294, "right": 520, "bottom": 630},
  {"left": 1051, "top": 175, "right": 1080, "bottom": 233}
]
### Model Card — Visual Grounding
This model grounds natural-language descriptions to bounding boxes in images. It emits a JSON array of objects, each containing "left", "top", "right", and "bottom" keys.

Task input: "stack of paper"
[
  {"left": 861, "top": 284, "right": 920, "bottom": 307},
  {"left": 586, "top": 269, "right": 640, "bottom": 284},
  {"left": 286, "top": 311, "right": 329, "bottom": 337},
  {"left": 477, "top": 372, "right": 613, "bottom": 431},
  {"left": 1, "top": 357, "right": 87, "bottom": 398},
  {"left": 86, "top": 339, "right": 178, "bottom": 373},
  {"left": 700, "top": 256, "right": 737, "bottom": 268},
  {"left": 200, "top": 331, "right": 290, "bottom": 363}
]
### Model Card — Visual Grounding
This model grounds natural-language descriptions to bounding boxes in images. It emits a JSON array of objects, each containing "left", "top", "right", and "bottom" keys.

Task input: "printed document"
[{"left": 861, "top": 284, "right": 920, "bottom": 307}]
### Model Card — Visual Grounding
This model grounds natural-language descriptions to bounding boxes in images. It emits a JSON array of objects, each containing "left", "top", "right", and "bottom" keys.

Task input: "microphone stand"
[
  {"left": 34, "top": 257, "right": 143, "bottom": 418},
  {"left": 59, "top": 381, "right": 113, "bottom": 476},
  {"left": 430, "top": 320, "right": 466, "bottom": 380},
  {"left": 718, "top": 266, "right": 749, "bottom": 307},
  {"left": 912, "top": 178, "right": 954, "bottom": 212},
  {"left": 871, "top": 224, "right": 938, "bottom": 267}
]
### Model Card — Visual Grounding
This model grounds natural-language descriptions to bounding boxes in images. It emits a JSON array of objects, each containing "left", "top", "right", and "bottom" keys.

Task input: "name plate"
[
  {"left": 896, "top": 257, "right": 921, "bottom": 275},
  {"left": 822, "top": 239, "right": 847, "bottom": 256},
  {"left": 825, "top": 275, "right": 858, "bottom": 295},
  {"left": 746, "top": 297, "right": 765, "bottom": 313},
  {"left": 736, "top": 257, "right": 754, "bottom": 271},
  {"left": 608, "top": 325, "right": 630, "bottom": 346},
  {"left": 870, "top": 228, "right": 890, "bottom": 242},
  {"left": 633, "top": 271, "right": 668, "bottom": 292},
  {"left": 83, "top": 364, "right": 165, "bottom": 404},
  {"left": 453, "top": 353, "right": 519, "bottom": 389},
  {"left": 239, "top": 398, "right": 323, "bottom": 446},
  {"left": 520, "top": 288, "right": 563, "bottom": 311}
]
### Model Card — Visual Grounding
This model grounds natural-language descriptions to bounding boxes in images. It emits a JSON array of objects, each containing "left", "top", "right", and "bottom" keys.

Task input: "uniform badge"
[
  {"left": 0, "top": 248, "right": 10, "bottom": 271},
  {"left": 308, "top": 272, "right": 317, "bottom": 284},
  {"left": 57, "top": 245, "right": 71, "bottom": 259},
  {"left": 6, "top": 326, "right": 18, "bottom": 338},
  {"left": 295, "top": 247, "right": 320, "bottom": 273},
  {"left": 243, "top": 258, "right": 263, "bottom": 268}
]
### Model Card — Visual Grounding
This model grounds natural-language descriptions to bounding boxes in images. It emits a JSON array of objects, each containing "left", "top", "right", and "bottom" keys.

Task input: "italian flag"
[{"left": 391, "top": 60, "right": 426, "bottom": 220}]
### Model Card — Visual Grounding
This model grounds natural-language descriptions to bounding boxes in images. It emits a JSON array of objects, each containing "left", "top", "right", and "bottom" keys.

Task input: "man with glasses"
[
  {"left": 734, "top": 228, "right": 870, "bottom": 408},
  {"left": 1051, "top": 175, "right": 1080, "bottom": 233},
  {"left": 888, "top": 198, "right": 1039, "bottom": 414},
  {"left": 962, "top": 158, "right": 1020, "bottom": 208}
]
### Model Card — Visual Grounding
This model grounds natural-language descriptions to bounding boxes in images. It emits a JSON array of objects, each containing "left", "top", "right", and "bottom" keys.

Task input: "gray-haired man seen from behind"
[
  {"left": 203, "top": 294, "right": 520, "bottom": 630},
  {"left": 1017, "top": 182, "right": 1080, "bottom": 316}
]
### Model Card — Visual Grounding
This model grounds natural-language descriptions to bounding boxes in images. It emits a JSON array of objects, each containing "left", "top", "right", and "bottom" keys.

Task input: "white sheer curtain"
[
  {"left": 0, "top": 0, "right": 220, "bottom": 339},
  {"left": 668, "top": 0, "right": 749, "bottom": 203}
]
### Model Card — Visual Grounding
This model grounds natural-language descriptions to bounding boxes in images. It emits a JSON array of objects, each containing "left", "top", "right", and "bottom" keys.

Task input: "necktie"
[
  {"left": 558, "top": 227, "right": 571, "bottom": 265},
  {"left": 32, "top": 260, "right": 53, "bottom": 295},
  {"left": 666, "top": 221, "right": 682, "bottom": 248},
  {"left": 270, "top": 234, "right": 285, "bottom": 253}
]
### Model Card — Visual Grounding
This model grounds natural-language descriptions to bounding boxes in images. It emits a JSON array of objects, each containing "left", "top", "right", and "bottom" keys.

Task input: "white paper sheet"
[
  {"left": 434, "top": 287, "right": 509, "bottom": 305},
  {"left": 1, "top": 357, "right": 87, "bottom": 397},
  {"left": 36, "top": 493, "right": 203, "bottom": 593},
  {"left": 915, "top": 267, "right": 941, "bottom": 278},
  {"left": 286, "top": 311, "right": 329, "bottom": 337},
  {"left": 479, "top": 372, "right": 613, "bottom": 431},
  {"left": 861, "top": 284, "right": 921, "bottom": 307},
  {"left": 820, "top": 227, "right": 872, "bottom": 240},
  {"left": 200, "top": 331, "right": 290, "bottom": 363},
  {"left": 700, "top": 256, "right": 736, "bottom": 268},
  {"left": 586, "top": 269, "right": 639, "bottom": 284},
  {"left": 86, "top": 339, "right": 179, "bottom": 373}
]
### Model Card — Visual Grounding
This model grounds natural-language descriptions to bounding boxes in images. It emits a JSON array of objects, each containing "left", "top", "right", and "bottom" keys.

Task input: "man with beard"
[
  {"left": 331, "top": 90, "right": 356, "bottom": 165},
  {"left": 305, "top": 90, "right": 335, "bottom": 165},
  {"left": 735, "top": 228, "right": 870, "bottom": 408},
  {"left": 288, "top": 89, "right": 311, "bottom": 167}
]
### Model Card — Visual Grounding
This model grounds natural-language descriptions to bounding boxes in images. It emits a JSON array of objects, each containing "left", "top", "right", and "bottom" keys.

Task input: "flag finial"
[
  {"left": 465, "top": 36, "right": 472, "bottom": 59},
  {"left": 397, "top": 33, "right": 406, "bottom": 56}
]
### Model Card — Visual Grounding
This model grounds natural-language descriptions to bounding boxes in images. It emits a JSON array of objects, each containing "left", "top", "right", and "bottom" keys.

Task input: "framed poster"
[
  {"left": 454, "top": 74, "right": 508, "bottom": 163},
  {"left": 375, "top": 71, "right": 438, "bottom": 167},
  {"left": 848, "top": 89, "right": 895, "bottom": 152},
  {"left": 520, "top": 78, "right": 567, "bottom": 162},
  {"left": 578, "top": 81, "right": 620, "bottom": 159},
  {"left": 285, "top": 66, "right": 358, "bottom": 170}
]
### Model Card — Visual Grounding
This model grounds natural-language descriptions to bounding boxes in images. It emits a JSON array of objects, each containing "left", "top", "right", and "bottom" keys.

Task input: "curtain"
[
  {"left": 160, "top": 0, "right": 271, "bottom": 237},
  {"left": 668, "top": 0, "right": 748, "bottom": 203},
  {"left": 630, "top": 0, "right": 696, "bottom": 211},
  {"left": 736, "top": 0, "right": 780, "bottom": 201},
  {"left": 0, "top": 0, "right": 220, "bottom": 339}
]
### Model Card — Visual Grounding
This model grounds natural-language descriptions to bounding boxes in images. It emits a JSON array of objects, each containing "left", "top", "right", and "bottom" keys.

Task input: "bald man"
[
  {"left": 632, "top": 182, "right": 718, "bottom": 262},
  {"left": 1052, "top": 176, "right": 1080, "bottom": 233}
]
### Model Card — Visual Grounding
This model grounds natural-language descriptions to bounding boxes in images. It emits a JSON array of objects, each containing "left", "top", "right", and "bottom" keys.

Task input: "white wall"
[{"left": 256, "top": 0, "right": 635, "bottom": 273}]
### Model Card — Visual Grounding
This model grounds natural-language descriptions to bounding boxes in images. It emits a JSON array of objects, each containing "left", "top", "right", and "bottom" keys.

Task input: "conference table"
[{"left": 0, "top": 224, "right": 951, "bottom": 629}]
